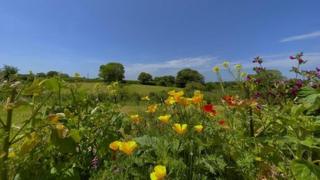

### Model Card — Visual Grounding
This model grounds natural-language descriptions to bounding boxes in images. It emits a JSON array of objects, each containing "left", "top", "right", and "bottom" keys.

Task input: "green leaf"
[
  {"left": 300, "top": 137, "right": 320, "bottom": 150},
  {"left": 69, "top": 129, "right": 81, "bottom": 143},
  {"left": 50, "top": 130, "right": 77, "bottom": 153},
  {"left": 298, "top": 87, "right": 320, "bottom": 98},
  {"left": 291, "top": 104, "right": 305, "bottom": 116},
  {"left": 40, "top": 78, "right": 60, "bottom": 92},
  {"left": 291, "top": 160, "right": 320, "bottom": 180}
]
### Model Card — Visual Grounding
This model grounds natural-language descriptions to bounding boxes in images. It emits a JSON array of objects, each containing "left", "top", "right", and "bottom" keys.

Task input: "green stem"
[
  {"left": 58, "top": 76, "right": 62, "bottom": 107},
  {"left": 1, "top": 89, "right": 16, "bottom": 180},
  {"left": 217, "top": 73, "right": 225, "bottom": 95}
]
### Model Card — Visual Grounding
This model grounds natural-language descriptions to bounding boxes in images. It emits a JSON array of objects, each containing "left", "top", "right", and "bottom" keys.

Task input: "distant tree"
[
  {"left": 36, "top": 72, "right": 46, "bottom": 78},
  {"left": 263, "top": 69, "right": 285, "bottom": 80},
  {"left": 138, "top": 72, "right": 153, "bottom": 84},
  {"left": 60, "top": 73, "right": 70, "bottom": 79},
  {"left": 0, "top": 65, "right": 18, "bottom": 80},
  {"left": 99, "top": 62, "right": 125, "bottom": 82},
  {"left": 154, "top": 75, "right": 175, "bottom": 86},
  {"left": 176, "top": 68, "right": 204, "bottom": 87},
  {"left": 47, "top": 71, "right": 59, "bottom": 77}
]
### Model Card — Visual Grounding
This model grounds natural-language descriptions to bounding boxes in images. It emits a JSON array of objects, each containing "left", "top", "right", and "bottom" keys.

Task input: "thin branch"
[
  {"left": 0, "top": 118, "right": 5, "bottom": 128},
  {"left": 10, "top": 92, "right": 53, "bottom": 145}
]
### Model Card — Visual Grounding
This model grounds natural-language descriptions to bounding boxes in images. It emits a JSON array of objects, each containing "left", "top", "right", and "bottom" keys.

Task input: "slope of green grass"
[{"left": 123, "top": 84, "right": 180, "bottom": 95}]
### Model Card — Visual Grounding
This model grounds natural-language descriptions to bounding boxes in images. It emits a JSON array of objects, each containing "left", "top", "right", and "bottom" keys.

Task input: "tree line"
[
  {"left": 98, "top": 62, "right": 205, "bottom": 88},
  {"left": 1, "top": 61, "right": 284, "bottom": 91}
]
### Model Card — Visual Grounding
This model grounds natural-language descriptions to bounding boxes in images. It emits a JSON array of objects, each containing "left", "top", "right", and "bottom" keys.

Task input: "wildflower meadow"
[{"left": 1, "top": 53, "right": 320, "bottom": 180}]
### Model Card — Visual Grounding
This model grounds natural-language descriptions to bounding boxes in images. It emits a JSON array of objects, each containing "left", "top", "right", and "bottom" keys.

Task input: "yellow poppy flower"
[
  {"left": 168, "top": 90, "right": 176, "bottom": 96},
  {"left": 173, "top": 123, "right": 188, "bottom": 135},
  {"left": 165, "top": 96, "right": 176, "bottom": 105},
  {"left": 158, "top": 115, "right": 171, "bottom": 124},
  {"left": 177, "top": 97, "right": 192, "bottom": 106},
  {"left": 168, "top": 90, "right": 184, "bottom": 101},
  {"left": 130, "top": 114, "right": 141, "bottom": 124},
  {"left": 150, "top": 172, "right": 158, "bottom": 180},
  {"left": 150, "top": 165, "right": 166, "bottom": 180},
  {"left": 146, "top": 104, "right": 158, "bottom": 113},
  {"left": 192, "top": 90, "right": 203, "bottom": 104},
  {"left": 109, "top": 141, "right": 122, "bottom": 151},
  {"left": 119, "top": 141, "right": 138, "bottom": 155},
  {"left": 174, "top": 91, "right": 184, "bottom": 101},
  {"left": 194, "top": 125, "right": 204, "bottom": 133}
]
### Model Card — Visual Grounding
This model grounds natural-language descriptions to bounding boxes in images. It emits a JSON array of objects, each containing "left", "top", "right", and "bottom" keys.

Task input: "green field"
[
  {"left": 0, "top": 83, "right": 183, "bottom": 125},
  {"left": 1, "top": 82, "right": 232, "bottom": 121}
]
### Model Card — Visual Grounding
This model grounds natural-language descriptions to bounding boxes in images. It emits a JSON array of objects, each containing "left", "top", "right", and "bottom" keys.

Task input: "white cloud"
[{"left": 280, "top": 31, "right": 320, "bottom": 42}]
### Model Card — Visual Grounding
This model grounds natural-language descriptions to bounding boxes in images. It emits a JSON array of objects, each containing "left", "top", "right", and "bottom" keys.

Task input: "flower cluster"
[
  {"left": 252, "top": 56, "right": 263, "bottom": 64},
  {"left": 130, "top": 114, "right": 141, "bottom": 124},
  {"left": 150, "top": 165, "right": 166, "bottom": 180},
  {"left": 290, "top": 52, "right": 306, "bottom": 64},
  {"left": 202, "top": 104, "right": 217, "bottom": 116},
  {"left": 109, "top": 140, "right": 138, "bottom": 155}
]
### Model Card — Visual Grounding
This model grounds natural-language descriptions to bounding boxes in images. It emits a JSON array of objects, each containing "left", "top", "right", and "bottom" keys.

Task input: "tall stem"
[
  {"left": 244, "top": 85, "right": 254, "bottom": 137},
  {"left": 217, "top": 73, "right": 225, "bottom": 95},
  {"left": 1, "top": 89, "right": 16, "bottom": 180}
]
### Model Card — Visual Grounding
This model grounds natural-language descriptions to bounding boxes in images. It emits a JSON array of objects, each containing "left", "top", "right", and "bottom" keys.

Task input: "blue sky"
[{"left": 0, "top": 0, "right": 320, "bottom": 81}]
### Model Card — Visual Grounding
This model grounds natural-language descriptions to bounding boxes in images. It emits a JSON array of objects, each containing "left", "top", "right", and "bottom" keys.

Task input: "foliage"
[
  {"left": 138, "top": 72, "right": 153, "bottom": 85},
  {"left": 154, "top": 76, "right": 175, "bottom": 87},
  {"left": 176, "top": 68, "right": 204, "bottom": 88},
  {"left": 0, "top": 65, "right": 18, "bottom": 81},
  {"left": 185, "top": 82, "right": 206, "bottom": 91},
  {"left": 0, "top": 53, "right": 320, "bottom": 180},
  {"left": 99, "top": 62, "right": 125, "bottom": 82},
  {"left": 47, "top": 71, "right": 60, "bottom": 77}
]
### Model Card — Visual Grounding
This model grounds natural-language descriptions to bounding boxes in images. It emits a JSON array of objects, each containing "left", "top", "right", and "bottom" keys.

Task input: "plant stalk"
[{"left": 1, "top": 89, "right": 16, "bottom": 180}]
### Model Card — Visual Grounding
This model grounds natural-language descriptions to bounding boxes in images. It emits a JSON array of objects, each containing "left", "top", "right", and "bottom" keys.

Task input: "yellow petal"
[
  {"left": 109, "top": 141, "right": 122, "bottom": 151},
  {"left": 150, "top": 172, "right": 158, "bottom": 180},
  {"left": 194, "top": 125, "right": 203, "bottom": 133},
  {"left": 154, "top": 165, "right": 166, "bottom": 179}
]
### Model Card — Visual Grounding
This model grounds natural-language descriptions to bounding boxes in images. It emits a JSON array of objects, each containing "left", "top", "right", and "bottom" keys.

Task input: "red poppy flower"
[
  {"left": 222, "top": 95, "right": 237, "bottom": 106},
  {"left": 202, "top": 104, "right": 217, "bottom": 116},
  {"left": 218, "top": 119, "right": 225, "bottom": 126}
]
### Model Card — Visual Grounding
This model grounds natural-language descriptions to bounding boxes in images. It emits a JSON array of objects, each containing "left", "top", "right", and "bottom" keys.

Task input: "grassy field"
[
  {"left": 0, "top": 105, "right": 33, "bottom": 130},
  {"left": 66, "top": 82, "right": 180, "bottom": 95},
  {"left": 1, "top": 82, "right": 234, "bottom": 123},
  {"left": 0, "top": 83, "right": 183, "bottom": 124}
]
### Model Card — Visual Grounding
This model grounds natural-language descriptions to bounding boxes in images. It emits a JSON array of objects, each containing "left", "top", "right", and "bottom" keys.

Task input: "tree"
[
  {"left": 154, "top": 75, "right": 175, "bottom": 87},
  {"left": 99, "top": 63, "right": 125, "bottom": 82},
  {"left": 59, "top": 73, "right": 70, "bottom": 79},
  {"left": 47, "top": 71, "right": 59, "bottom": 77},
  {"left": 175, "top": 68, "right": 204, "bottom": 87},
  {"left": 138, "top": 72, "right": 153, "bottom": 84},
  {"left": 0, "top": 65, "right": 18, "bottom": 80},
  {"left": 36, "top": 72, "right": 46, "bottom": 78}
]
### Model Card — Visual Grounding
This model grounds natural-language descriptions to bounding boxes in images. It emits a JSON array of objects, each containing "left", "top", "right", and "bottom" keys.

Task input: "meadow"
[{"left": 1, "top": 54, "right": 320, "bottom": 180}]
